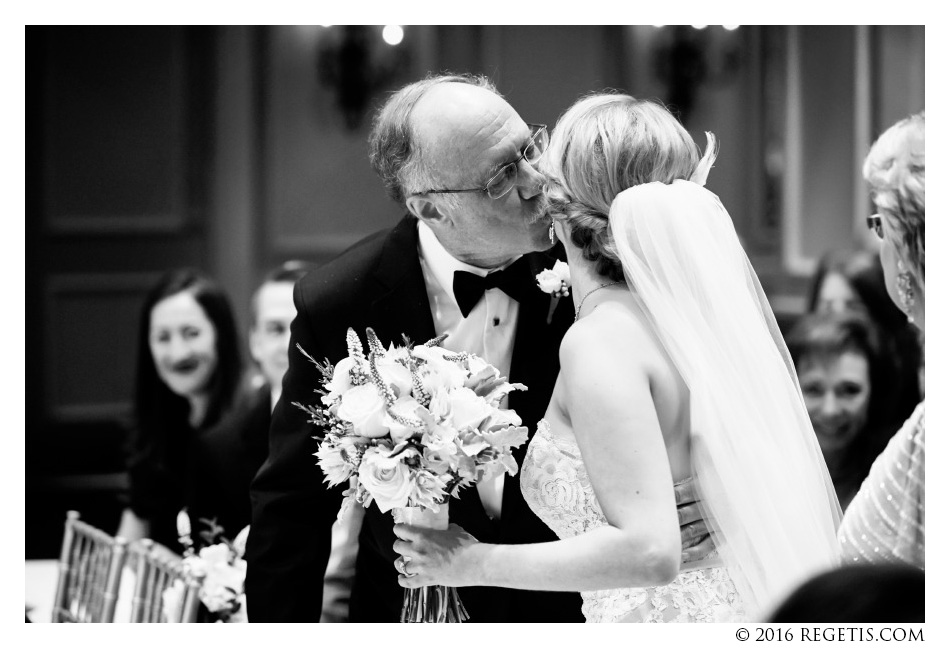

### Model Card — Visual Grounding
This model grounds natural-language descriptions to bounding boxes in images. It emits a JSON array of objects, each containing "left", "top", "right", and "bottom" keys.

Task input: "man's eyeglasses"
[
  {"left": 414, "top": 124, "right": 548, "bottom": 200},
  {"left": 867, "top": 213, "right": 884, "bottom": 240}
]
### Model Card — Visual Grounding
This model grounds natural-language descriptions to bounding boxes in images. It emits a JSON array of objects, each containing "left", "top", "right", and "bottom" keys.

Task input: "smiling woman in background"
[
  {"left": 116, "top": 269, "right": 242, "bottom": 549},
  {"left": 787, "top": 311, "right": 896, "bottom": 511}
]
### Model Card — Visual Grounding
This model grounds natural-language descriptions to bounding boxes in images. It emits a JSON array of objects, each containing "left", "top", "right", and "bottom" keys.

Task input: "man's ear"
[
  {"left": 406, "top": 194, "right": 447, "bottom": 226},
  {"left": 248, "top": 326, "right": 263, "bottom": 365}
]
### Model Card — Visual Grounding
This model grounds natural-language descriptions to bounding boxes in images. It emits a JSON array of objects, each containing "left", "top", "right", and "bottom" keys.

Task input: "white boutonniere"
[{"left": 536, "top": 260, "right": 571, "bottom": 324}]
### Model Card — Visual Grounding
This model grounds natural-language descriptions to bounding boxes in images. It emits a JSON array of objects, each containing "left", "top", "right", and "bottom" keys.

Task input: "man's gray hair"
[{"left": 368, "top": 72, "right": 501, "bottom": 204}]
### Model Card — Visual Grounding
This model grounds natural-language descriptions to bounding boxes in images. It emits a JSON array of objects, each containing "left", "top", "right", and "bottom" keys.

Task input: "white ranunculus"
[
  {"left": 337, "top": 383, "right": 389, "bottom": 438},
  {"left": 358, "top": 446, "right": 413, "bottom": 512},
  {"left": 447, "top": 387, "right": 493, "bottom": 431}
]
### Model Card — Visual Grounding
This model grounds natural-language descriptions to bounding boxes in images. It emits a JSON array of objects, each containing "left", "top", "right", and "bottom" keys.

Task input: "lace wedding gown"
[{"left": 521, "top": 420, "right": 746, "bottom": 623}]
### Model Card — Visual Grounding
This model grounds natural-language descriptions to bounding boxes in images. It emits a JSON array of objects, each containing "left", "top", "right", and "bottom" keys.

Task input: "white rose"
[
  {"left": 323, "top": 357, "right": 360, "bottom": 404},
  {"left": 536, "top": 268, "right": 563, "bottom": 293},
  {"left": 447, "top": 387, "right": 493, "bottom": 430},
  {"left": 427, "top": 388, "right": 451, "bottom": 420},
  {"left": 413, "top": 346, "right": 467, "bottom": 390},
  {"left": 358, "top": 446, "right": 413, "bottom": 512},
  {"left": 337, "top": 384, "right": 389, "bottom": 438},
  {"left": 376, "top": 356, "right": 413, "bottom": 399},
  {"left": 383, "top": 396, "right": 425, "bottom": 443},
  {"left": 553, "top": 259, "right": 572, "bottom": 284}
]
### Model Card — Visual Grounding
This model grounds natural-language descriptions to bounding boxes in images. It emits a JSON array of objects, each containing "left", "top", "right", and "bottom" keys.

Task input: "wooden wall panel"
[
  {"left": 44, "top": 273, "right": 160, "bottom": 422},
  {"left": 43, "top": 27, "right": 187, "bottom": 235},
  {"left": 260, "top": 26, "right": 435, "bottom": 264}
]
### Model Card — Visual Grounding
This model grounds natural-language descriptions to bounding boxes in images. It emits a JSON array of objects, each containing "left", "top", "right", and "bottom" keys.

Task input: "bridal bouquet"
[
  {"left": 163, "top": 513, "right": 248, "bottom": 623},
  {"left": 295, "top": 327, "right": 530, "bottom": 622}
]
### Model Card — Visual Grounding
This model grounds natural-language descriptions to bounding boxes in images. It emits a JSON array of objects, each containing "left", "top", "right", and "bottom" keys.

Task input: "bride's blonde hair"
[{"left": 541, "top": 93, "right": 707, "bottom": 281}]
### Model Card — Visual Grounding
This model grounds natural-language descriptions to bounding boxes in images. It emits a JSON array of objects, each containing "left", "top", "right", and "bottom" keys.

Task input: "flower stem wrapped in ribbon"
[{"left": 295, "top": 327, "right": 531, "bottom": 623}]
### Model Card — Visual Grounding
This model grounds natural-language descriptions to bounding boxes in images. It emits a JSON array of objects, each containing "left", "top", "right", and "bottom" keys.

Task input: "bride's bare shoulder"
[{"left": 559, "top": 302, "right": 661, "bottom": 370}]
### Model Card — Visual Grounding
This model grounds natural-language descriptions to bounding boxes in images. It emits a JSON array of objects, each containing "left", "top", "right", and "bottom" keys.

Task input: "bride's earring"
[
  {"left": 548, "top": 221, "right": 556, "bottom": 244},
  {"left": 896, "top": 259, "right": 916, "bottom": 323}
]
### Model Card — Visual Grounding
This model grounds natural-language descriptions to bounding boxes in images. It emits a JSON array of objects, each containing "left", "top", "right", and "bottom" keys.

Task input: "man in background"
[{"left": 192, "top": 261, "right": 364, "bottom": 620}]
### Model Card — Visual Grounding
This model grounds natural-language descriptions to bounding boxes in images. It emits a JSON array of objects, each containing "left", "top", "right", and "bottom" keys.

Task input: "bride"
[{"left": 392, "top": 93, "right": 842, "bottom": 622}]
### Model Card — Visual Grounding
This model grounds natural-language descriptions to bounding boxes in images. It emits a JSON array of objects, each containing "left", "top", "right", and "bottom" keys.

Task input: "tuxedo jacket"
[
  {"left": 188, "top": 385, "right": 271, "bottom": 540},
  {"left": 246, "top": 215, "right": 583, "bottom": 622}
]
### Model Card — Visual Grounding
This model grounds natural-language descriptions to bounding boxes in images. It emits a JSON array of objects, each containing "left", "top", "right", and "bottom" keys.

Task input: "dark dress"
[
  {"left": 187, "top": 385, "right": 271, "bottom": 540},
  {"left": 245, "top": 215, "right": 585, "bottom": 622},
  {"left": 126, "top": 415, "right": 214, "bottom": 551}
]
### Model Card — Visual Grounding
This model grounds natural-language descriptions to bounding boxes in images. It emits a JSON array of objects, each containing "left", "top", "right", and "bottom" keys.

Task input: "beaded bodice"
[{"left": 520, "top": 419, "right": 745, "bottom": 622}]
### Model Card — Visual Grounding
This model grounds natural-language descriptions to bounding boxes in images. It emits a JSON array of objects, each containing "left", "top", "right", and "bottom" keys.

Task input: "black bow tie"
[{"left": 453, "top": 257, "right": 535, "bottom": 318}]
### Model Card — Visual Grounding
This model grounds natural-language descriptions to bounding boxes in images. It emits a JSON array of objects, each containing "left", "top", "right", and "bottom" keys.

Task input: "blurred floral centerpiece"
[
  {"left": 162, "top": 513, "right": 248, "bottom": 623},
  {"left": 295, "top": 327, "right": 530, "bottom": 622}
]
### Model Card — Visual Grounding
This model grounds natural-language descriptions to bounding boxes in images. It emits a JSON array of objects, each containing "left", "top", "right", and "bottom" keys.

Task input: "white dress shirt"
[{"left": 417, "top": 221, "right": 520, "bottom": 520}]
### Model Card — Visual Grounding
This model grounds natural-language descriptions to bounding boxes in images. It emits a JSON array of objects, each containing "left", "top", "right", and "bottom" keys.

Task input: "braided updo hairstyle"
[
  {"left": 541, "top": 93, "right": 708, "bottom": 282},
  {"left": 863, "top": 112, "right": 925, "bottom": 288}
]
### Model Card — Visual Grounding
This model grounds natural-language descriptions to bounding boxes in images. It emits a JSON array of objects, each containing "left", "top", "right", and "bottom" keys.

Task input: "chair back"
[
  {"left": 52, "top": 510, "right": 129, "bottom": 623},
  {"left": 128, "top": 539, "right": 202, "bottom": 622}
]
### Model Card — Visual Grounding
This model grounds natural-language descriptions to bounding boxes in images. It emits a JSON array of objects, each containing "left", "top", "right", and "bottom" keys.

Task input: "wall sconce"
[
  {"left": 651, "top": 25, "right": 743, "bottom": 125},
  {"left": 316, "top": 25, "right": 411, "bottom": 130}
]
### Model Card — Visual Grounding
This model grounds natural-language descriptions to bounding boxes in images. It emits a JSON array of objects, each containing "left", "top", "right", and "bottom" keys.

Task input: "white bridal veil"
[{"left": 609, "top": 179, "right": 842, "bottom": 617}]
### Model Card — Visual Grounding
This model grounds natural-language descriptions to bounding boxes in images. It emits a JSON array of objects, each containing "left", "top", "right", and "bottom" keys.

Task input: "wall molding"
[{"left": 44, "top": 272, "right": 161, "bottom": 423}]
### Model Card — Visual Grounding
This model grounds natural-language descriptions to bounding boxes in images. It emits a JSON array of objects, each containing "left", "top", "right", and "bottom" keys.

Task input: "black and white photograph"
[{"left": 21, "top": 16, "right": 927, "bottom": 633}]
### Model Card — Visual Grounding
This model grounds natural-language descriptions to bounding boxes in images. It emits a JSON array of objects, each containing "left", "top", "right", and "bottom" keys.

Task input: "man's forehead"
[{"left": 414, "top": 84, "right": 525, "bottom": 174}]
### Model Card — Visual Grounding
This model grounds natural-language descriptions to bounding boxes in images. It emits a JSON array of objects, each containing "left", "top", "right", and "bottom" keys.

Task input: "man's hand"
[{"left": 674, "top": 479, "right": 716, "bottom": 565}]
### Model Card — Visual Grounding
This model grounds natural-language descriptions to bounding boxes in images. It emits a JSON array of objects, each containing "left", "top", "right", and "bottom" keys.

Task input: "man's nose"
[{"left": 516, "top": 160, "right": 545, "bottom": 199}]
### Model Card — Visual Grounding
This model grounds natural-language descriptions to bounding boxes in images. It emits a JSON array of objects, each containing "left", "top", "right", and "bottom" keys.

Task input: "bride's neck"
[{"left": 564, "top": 242, "right": 619, "bottom": 314}]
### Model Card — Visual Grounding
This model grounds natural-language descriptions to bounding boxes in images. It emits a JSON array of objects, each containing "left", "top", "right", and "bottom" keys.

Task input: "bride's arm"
[{"left": 393, "top": 320, "right": 682, "bottom": 592}]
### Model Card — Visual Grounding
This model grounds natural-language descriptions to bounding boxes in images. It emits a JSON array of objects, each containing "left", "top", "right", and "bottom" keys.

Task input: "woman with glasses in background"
[{"left": 838, "top": 113, "right": 925, "bottom": 570}]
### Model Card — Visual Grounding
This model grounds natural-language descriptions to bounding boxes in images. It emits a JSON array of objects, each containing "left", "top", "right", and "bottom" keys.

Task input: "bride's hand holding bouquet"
[{"left": 295, "top": 327, "right": 530, "bottom": 622}]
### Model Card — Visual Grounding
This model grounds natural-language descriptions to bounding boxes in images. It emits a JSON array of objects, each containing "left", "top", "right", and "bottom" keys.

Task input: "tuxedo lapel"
[
  {"left": 368, "top": 215, "right": 437, "bottom": 347},
  {"left": 501, "top": 246, "right": 573, "bottom": 521}
]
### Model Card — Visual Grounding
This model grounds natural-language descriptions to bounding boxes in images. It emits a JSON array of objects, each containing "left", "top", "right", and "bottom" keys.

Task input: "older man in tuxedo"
[{"left": 245, "top": 73, "right": 707, "bottom": 622}]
